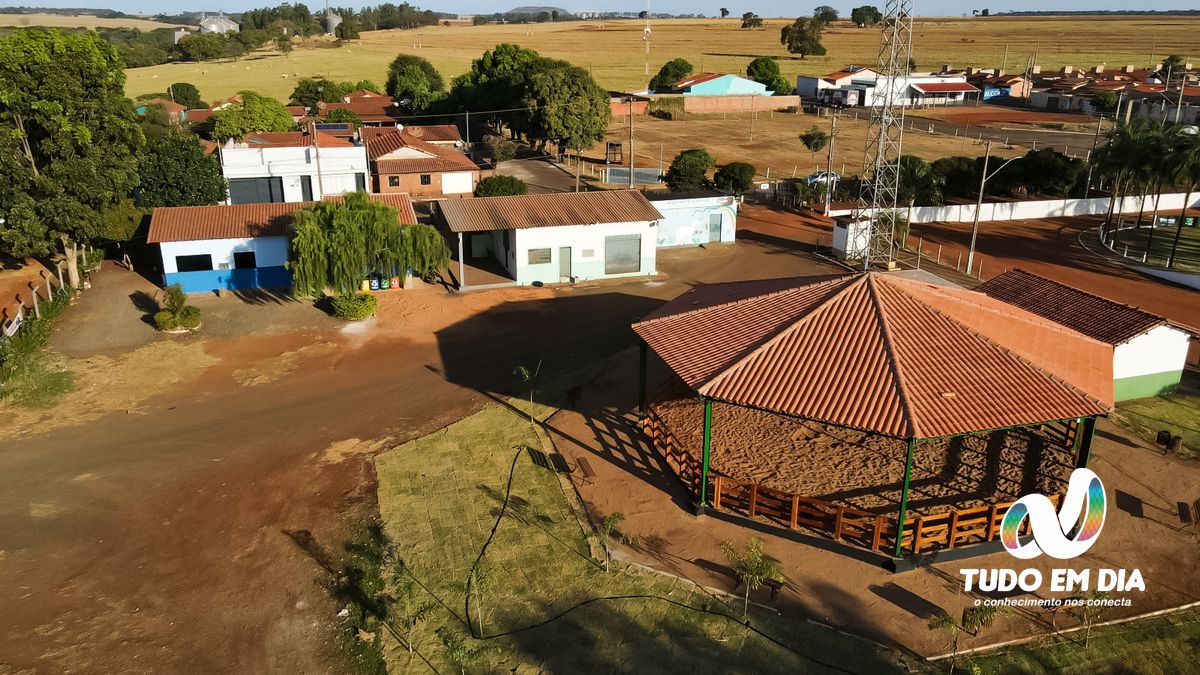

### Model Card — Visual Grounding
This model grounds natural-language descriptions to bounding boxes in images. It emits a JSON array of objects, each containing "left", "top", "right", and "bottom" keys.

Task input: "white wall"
[
  {"left": 513, "top": 221, "right": 658, "bottom": 285},
  {"left": 829, "top": 192, "right": 1200, "bottom": 224},
  {"left": 441, "top": 172, "right": 475, "bottom": 195},
  {"left": 1113, "top": 324, "right": 1192, "bottom": 379},
  {"left": 160, "top": 236, "right": 289, "bottom": 273},
  {"left": 651, "top": 195, "right": 738, "bottom": 247},
  {"left": 220, "top": 145, "right": 369, "bottom": 202}
]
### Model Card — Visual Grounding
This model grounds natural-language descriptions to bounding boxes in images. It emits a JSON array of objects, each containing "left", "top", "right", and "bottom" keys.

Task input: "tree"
[
  {"left": 389, "top": 561, "right": 437, "bottom": 665},
  {"left": 1168, "top": 131, "right": 1200, "bottom": 268},
  {"left": 598, "top": 512, "right": 624, "bottom": 572},
  {"left": 664, "top": 149, "right": 715, "bottom": 192},
  {"left": 800, "top": 125, "right": 829, "bottom": 156},
  {"left": 740, "top": 12, "right": 763, "bottom": 28},
  {"left": 290, "top": 78, "right": 345, "bottom": 112},
  {"left": 813, "top": 5, "right": 839, "bottom": 24},
  {"left": 521, "top": 63, "right": 611, "bottom": 191},
  {"left": 212, "top": 91, "right": 296, "bottom": 140},
  {"left": 167, "top": 82, "right": 204, "bottom": 109},
  {"left": 176, "top": 32, "right": 227, "bottom": 61},
  {"left": 720, "top": 537, "right": 783, "bottom": 618},
  {"left": 851, "top": 5, "right": 883, "bottom": 27},
  {"left": 746, "top": 56, "right": 792, "bottom": 95},
  {"left": 649, "top": 57, "right": 693, "bottom": 92},
  {"left": 0, "top": 29, "right": 143, "bottom": 287},
  {"left": 713, "top": 162, "right": 756, "bottom": 194},
  {"left": 1161, "top": 54, "right": 1185, "bottom": 72},
  {"left": 897, "top": 154, "right": 945, "bottom": 227},
  {"left": 137, "top": 134, "right": 226, "bottom": 208},
  {"left": 436, "top": 628, "right": 495, "bottom": 675},
  {"left": 1018, "top": 148, "right": 1084, "bottom": 198},
  {"left": 931, "top": 155, "right": 980, "bottom": 199},
  {"left": 335, "top": 17, "right": 360, "bottom": 40},
  {"left": 474, "top": 175, "right": 527, "bottom": 197},
  {"left": 927, "top": 605, "right": 1010, "bottom": 675},
  {"left": 386, "top": 54, "right": 444, "bottom": 111},
  {"left": 449, "top": 43, "right": 543, "bottom": 128},
  {"left": 720, "top": 7, "right": 730, "bottom": 18},
  {"left": 1090, "top": 90, "right": 1118, "bottom": 112},
  {"left": 780, "top": 17, "right": 826, "bottom": 59},
  {"left": 275, "top": 34, "right": 293, "bottom": 55}
]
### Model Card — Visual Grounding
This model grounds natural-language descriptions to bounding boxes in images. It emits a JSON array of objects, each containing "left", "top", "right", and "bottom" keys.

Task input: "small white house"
[
  {"left": 798, "top": 67, "right": 979, "bottom": 107},
  {"left": 644, "top": 192, "right": 738, "bottom": 247},
  {"left": 978, "top": 269, "right": 1194, "bottom": 401},
  {"left": 831, "top": 214, "right": 872, "bottom": 260},
  {"left": 438, "top": 191, "right": 663, "bottom": 289},
  {"left": 220, "top": 131, "right": 369, "bottom": 205}
]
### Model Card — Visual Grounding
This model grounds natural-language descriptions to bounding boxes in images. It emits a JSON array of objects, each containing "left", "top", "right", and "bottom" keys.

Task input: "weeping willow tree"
[{"left": 287, "top": 191, "right": 449, "bottom": 297}]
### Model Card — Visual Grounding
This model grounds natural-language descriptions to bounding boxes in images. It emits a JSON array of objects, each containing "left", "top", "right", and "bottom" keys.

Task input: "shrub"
[
  {"left": 474, "top": 175, "right": 528, "bottom": 197},
  {"left": 483, "top": 135, "right": 517, "bottom": 163},
  {"left": 154, "top": 310, "right": 178, "bottom": 331},
  {"left": 714, "top": 162, "right": 756, "bottom": 194},
  {"left": 648, "top": 96, "right": 685, "bottom": 120},
  {"left": 664, "top": 148, "right": 715, "bottom": 192},
  {"left": 176, "top": 305, "right": 202, "bottom": 330},
  {"left": 154, "top": 283, "right": 201, "bottom": 332},
  {"left": 331, "top": 293, "right": 378, "bottom": 321}
]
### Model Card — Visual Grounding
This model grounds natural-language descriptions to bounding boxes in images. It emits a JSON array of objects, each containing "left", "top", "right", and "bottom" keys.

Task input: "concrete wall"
[
  {"left": 376, "top": 170, "right": 478, "bottom": 197},
  {"left": 160, "top": 236, "right": 291, "bottom": 293},
  {"left": 220, "top": 145, "right": 368, "bottom": 202},
  {"left": 1113, "top": 324, "right": 1191, "bottom": 400},
  {"left": 512, "top": 221, "right": 657, "bottom": 285},
  {"left": 681, "top": 95, "right": 800, "bottom": 113},
  {"left": 829, "top": 192, "right": 1200, "bottom": 224},
  {"left": 651, "top": 195, "right": 738, "bottom": 247},
  {"left": 611, "top": 99, "right": 649, "bottom": 116}
]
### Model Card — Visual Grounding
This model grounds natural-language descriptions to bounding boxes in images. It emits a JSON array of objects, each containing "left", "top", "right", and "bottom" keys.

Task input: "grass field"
[
  {"left": 123, "top": 16, "right": 1200, "bottom": 103},
  {"left": 371, "top": 402, "right": 906, "bottom": 673},
  {"left": 0, "top": 13, "right": 182, "bottom": 30},
  {"left": 1113, "top": 390, "right": 1200, "bottom": 460},
  {"left": 1111, "top": 225, "right": 1200, "bottom": 271}
]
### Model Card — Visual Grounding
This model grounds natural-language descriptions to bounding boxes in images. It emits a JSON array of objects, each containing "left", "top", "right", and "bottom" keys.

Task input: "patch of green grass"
[
  {"left": 1112, "top": 391, "right": 1200, "bottom": 460},
  {"left": 0, "top": 287, "right": 76, "bottom": 408},
  {"left": 1111, "top": 225, "right": 1200, "bottom": 272},
  {"left": 964, "top": 608, "right": 1200, "bottom": 674},
  {"left": 373, "top": 404, "right": 904, "bottom": 673}
]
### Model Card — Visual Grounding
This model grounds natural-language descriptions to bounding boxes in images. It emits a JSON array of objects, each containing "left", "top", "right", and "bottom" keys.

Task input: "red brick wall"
[{"left": 681, "top": 95, "right": 801, "bottom": 113}]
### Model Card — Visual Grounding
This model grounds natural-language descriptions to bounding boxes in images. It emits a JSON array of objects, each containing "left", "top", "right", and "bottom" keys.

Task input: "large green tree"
[
  {"left": 137, "top": 134, "right": 226, "bottom": 208},
  {"left": 664, "top": 149, "right": 715, "bottom": 192},
  {"left": 386, "top": 54, "right": 444, "bottom": 110},
  {"left": 447, "top": 43, "right": 543, "bottom": 132},
  {"left": 813, "top": 5, "right": 839, "bottom": 24},
  {"left": 897, "top": 154, "right": 945, "bottom": 231},
  {"left": 0, "top": 28, "right": 143, "bottom": 286},
  {"left": 850, "top": 5, "right": 883, "bottom": 27},
  {"left": 746, "top": 56, "right": 792, "bottom": 95},
  {"left": 167, "top": 82, "right": 205, "bottom": 109},
  {"left": 212, "top": 91, "right": 296, "bottom": 140},
  {"left": 290, "top": 78, "right": 346, "bottom": 112},
  {"left": 649, "top": 58, "right": 693, "bottom": 92},
  {"left": 176, "top": 32, "right": 227, "bottom": 61},
  {"left": 780, "top": 17, "right": 827, "bottom": 59},
  {"left": 521, "top": 62, "right": 611, "bottom": 190}
]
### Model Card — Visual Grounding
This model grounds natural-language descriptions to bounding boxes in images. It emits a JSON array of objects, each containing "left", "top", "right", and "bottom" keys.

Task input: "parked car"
[{"left": 800, "top": 171, "right": 840, "bottom": 185}]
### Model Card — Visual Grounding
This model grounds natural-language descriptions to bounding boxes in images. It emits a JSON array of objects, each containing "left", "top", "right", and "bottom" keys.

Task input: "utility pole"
[
  {"left": 824, "top": 113, "right": 837, "bottom": 215},
  {"left": 309, "top": 120, "right": 325, "bottom": 199},
  {"left": 1082, "top": 114, "right": 1104, "bottom": 198},
  {"left": 967, "top": 141, "right": 1022, "bottom": 272},
  {"left": 628, "top": 98, "right": 636, "bottom": 188}
]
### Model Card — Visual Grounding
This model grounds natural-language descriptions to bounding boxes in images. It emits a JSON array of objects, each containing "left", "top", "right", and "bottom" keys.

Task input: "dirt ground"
[
  {"left": 0, "top": 258, "right": 53, "bottom": 320},
  {"left": 549, "top": 347, "right": 1200, "bottom": 658},
  {"left": 0, "top": 209, "right": 845, "bottom": 673},
  {"left": 653, "top": 397, "right": 1072, "bottom": 515},
  {"left": 914, "top": 106, "right": 1095, "bottom": 127}
]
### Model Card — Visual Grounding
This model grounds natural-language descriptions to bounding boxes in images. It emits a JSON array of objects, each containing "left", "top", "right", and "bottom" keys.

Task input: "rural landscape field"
[
  {"left": 0, "top": 12, "right": 182, "bottom": 30},
  {"left": 124, "top": 16, "right": 1200, "bottom": 101}
]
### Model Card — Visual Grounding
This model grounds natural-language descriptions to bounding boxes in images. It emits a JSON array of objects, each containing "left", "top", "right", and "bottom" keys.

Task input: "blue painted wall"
[{"left": 165, "top": 266, "right": 292, "bottom": 293}]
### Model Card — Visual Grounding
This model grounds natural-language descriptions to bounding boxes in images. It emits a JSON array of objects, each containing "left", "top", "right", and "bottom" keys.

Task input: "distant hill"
[{"left": 508, "top": 6, "right": 571, "bottom": 15}]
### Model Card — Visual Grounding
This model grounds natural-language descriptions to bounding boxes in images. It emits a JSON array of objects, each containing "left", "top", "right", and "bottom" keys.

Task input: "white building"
[
  {"left": 978, "top": 269, "right": 1195, "bottom": 401},
  {"left": 798, "top": 66, "right": 979, "bottom": 107},
  {"left": 438, "top": 191, "right": 663, "bottom": 289},
  {"left": 219, "top": 131, "right": 369, "bottom": 204},
  {"left": 644, "top": 192, "right": 738, "bottom": 247}
]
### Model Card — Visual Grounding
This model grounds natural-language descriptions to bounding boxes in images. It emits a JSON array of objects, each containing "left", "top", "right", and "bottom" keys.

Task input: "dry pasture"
[
  {"left": 0, "top": 12, "right": 183, "bottom": 30},
  {"left": 123, "top": 16, "right": 1199, "bottom": 102}
]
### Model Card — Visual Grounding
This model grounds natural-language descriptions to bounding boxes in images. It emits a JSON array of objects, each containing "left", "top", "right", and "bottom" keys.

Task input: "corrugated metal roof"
[
  {"left": 911, "top": 82, "right": 980, "bottom": 93},
  {"left": 976, "top": 269, "right": 1167, "bottom": 345},
  {"left": 671, "top": 72, "right": 727, "bottom": 89},
  {"left": 149, "top": 194, "right": 418, "bottom": 243},
  {"left": 438, "top": 190, "right": 664, "bottom": 233},
  {"left": 634, "top": 273, "right": 1113, "bottom": 439}
]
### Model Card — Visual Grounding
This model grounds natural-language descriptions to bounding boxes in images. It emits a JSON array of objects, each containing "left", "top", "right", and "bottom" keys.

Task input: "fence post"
[
  {"left": 977, "top": 260, "right": 983, "bottom": 280},
  {"left": 912, "top": 516, "right": 924, "bottom": 554},
  {"left": 872, "top": 516, "right": 885, "bottom": 551},
  {"left": 43, "top": 272, "right": 52, "bottom": 298},
  {"left": 916, "top": 237, "right": 923, "bottom": 269},
  {"left": 834, "top": 506, "right": 845, "bottom": 540},
  {"left": 986, "top": 504, "right": 1000, "bottom": 541},
  {"left": 30, "top": 286, "right": 40, "bottom": 319},
  {"left": 790, "top": 495, "right": 800, "bottom": 530},
  {"left": 937, "top": 244, "right": 942, "bottom": 265},
  {"left": 956, "top": 251, "right": 962, "bottom": 271},
  {"left": 948, "top": 511, "right": 960, "bottom": 548},
  {"left": 712, "top": 476, "right": 723, "bottom": 510},
  {"left": 56, "top": 262, "right": 64, "bottom": 289}
]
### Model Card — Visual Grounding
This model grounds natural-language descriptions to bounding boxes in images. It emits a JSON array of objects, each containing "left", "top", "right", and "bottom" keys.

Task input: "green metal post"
[
  {"left": 637, "top": 341, "right": 648, "bottom": 420},
  {"left": 894, "top": 437, "right": 917, "bottom": 558},
  {"left": 698, "top": 397, "right": 713, "bottom": 507},
  {"left": 1075, "top": 416, "right": 1097, "bottom": 468}
]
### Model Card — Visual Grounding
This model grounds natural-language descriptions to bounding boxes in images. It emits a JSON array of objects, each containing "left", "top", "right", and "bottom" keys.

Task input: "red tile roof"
[
  {"left": 365, "top": 130, "right": 478, "bottom": 174},
  {"left": 402, "top": 124, "right": 463, "bottom": 143},
  {"left": 438, "top": 190, "right": 663, "bottom": 233},
  {"left": 822, "top": 66, "right": 873, "bottom": 83},
  {"left": 976, "top": 269, "right": 1172, "bottom": 345},
  {"left": 634, "top": 273, "right": 1112, "bottom": 439},
  {"left": 318, "top": 98, "right": 403, "bottom": 122},
  {"left": 242, "top": 131, "right": 356, "bottom": 148},
  {"left": 910, "top": 82, "right": 980, "bottom": 93},
  {"left": 149, "top": 194, "right": 418, "bottom": 243},
  {"left": 142, "top": 97, "right": 186, "bottom": 114},
  {"left": 670, "top": 72, "right": 727, "bottom": 89},
  {"left": 185, "top": 108, "right": 214, "bottom": 123}
]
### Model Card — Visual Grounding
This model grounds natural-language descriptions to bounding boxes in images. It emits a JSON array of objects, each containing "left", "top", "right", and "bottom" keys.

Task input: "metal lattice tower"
[{"left": 857, "top": 0, "right": 914, "bottom": 270}]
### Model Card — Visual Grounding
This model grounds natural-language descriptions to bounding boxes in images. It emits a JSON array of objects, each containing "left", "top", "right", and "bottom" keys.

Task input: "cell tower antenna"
[{"left": 857, "top": 0, "right": 914, "bottom": 270}]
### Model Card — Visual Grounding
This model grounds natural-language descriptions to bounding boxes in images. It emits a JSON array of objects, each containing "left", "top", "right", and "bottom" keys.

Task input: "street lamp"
[{"left": 966, "top": 140, "right": 1023, "bottom": 274}]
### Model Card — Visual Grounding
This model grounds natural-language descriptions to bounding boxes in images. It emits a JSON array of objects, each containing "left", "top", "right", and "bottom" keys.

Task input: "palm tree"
[
  {"left": 897, "top": 154, "right": 945, "bottom": 235},
  {"left": 927, "top": 604, "right": 1010, "bottom": 674},
  {"left": 720, "top": 537, "right": 784, "bottom": 619},
  {"left": 1096, "top": 119, "right": 1154, "bottom": 235},
  {"left": 1168, "top": 131, "right": 1200, "bottom": 268},
  {"left": 1144, "top": 125, "right": 1182, "bottom": 256}
]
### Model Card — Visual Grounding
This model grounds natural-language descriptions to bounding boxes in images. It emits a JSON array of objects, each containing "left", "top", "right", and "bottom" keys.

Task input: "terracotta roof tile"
[
  {"left": 149, "top": 194, "right": 418, "bottom": 243},
  {"left": 438, "top": 190, "right": 663, "bottom": 233},
  {"left": 402, "top": 124, "right": 463, "bottom": 142},
  {"left": 634, "top": 273, "right": 1112, "bottom": 439},
  {"left": 242, "top": 131, "right": 355, "bottom": 148},
  {"left": 365, "top": 130, "right": 477, "bottom": 173},
  {"left": 976, "top": 269, "right": 1168, "bottom": 345}
]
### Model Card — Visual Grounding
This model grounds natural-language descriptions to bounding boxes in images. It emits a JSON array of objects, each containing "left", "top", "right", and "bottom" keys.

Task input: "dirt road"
[{"left": 0, "top": 218, "right": 841, "bottom": 673}]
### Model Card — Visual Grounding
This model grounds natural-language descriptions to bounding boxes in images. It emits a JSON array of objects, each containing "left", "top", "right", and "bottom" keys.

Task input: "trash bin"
[
  {"left": 369, "top": 276, "right": 380, "bottom": 291},
  {"left": 1157, "top": 430, "right": 1173, "bottom": 447},
  {"left": 1168, "top": 436, "right": 1184, "bottom": 454}
]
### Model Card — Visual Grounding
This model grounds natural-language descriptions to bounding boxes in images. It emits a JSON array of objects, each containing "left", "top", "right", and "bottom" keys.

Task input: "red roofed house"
[
  {"left": 148, "top": 194, "right": 417, "bottom": 293},
  {"left": 134, "top": 98, "right": 187, "bottom": 124},
  {"left": 317, "top": 97, "right": 405, "bottom": 126},
  {"left": 364, "top": 129, "right": 479, "bottom": 197},
  {"left": 219, "top": 129, "right": 370, "bottom": 204},
  {"left": 796, "top": 66, "right": 979, "bottom": 107}
]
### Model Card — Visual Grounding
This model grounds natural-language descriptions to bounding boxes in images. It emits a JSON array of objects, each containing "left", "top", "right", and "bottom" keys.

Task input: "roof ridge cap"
[
  {"left": 866, "top": 275, "right": 920, "bottom": 439},
  {"left": 633, "top": 274, "right": 853, "bottom": 329},
  {"left": 697, "top": 274, "right": 864, "bottom": 394},
  {"left": 879, "top": 275, "right": 1110, "bottom": 414}
]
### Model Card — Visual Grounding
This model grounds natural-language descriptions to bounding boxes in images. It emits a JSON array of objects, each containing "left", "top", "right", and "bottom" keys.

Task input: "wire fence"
[{"left": 1098, "top": 218, "right": 1200, "bottom": 274}]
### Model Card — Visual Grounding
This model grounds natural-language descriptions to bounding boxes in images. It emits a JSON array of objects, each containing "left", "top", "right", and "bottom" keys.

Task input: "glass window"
[
  {"left": 420, "top": 174, "right": 432, "bottom": 186},
  {"left": 175, "top": 254, "right": 213, "bottom": 273},
  {"left": 604, "top": 235, "right": 641, "bottom": 274},
  {"left": 388, "top": 176, "right": 400, "bottom": 187},
  {"left": 233, "top": 251, "right": 257, "bottom": 269},
  {"left": 528, "top": 248, "right": 551, "bottom": 265}
]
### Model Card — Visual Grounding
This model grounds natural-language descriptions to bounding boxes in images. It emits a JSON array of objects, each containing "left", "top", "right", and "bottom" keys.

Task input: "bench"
[{"left": 574, "top": 456, "right": 596, "bottom": 484}]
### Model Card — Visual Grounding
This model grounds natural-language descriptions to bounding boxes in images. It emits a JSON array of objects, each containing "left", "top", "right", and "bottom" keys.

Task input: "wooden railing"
[{"left": 643, "top": 405, "right": 1063, "bottom": 556}]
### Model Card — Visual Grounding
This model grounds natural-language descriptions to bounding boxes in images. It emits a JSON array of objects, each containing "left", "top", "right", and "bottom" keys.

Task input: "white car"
[{"left": 800, "top": 170, "right": 840, "bottom": 185}]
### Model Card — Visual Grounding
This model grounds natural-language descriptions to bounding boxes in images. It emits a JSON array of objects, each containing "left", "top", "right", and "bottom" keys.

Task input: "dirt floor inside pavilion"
[{"left": 652, "top": 397, "right": 1074, "bottom": 517}]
